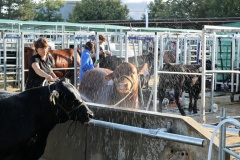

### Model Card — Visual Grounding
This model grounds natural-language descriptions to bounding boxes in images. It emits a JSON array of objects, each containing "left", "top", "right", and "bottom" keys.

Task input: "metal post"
[
  {"left": 61, "top": 25, "right": 64, "bottom": 49},
  {"left": 231, "top": 38, "right": 235, "bottom": 94},
  {"left": 125, "top": 32, "right": 128, "bottom": 62},
  {"left": 145, "top": 9, "right": 148, "bottom": 28},
  {"left": 201, "top": 27, "right": 207, "bottom": 123},
  {"left": 120, "top": 30, "right": 123, "bottom": 57},
  {"left": 21, "top": 32, "right": 25, "bottom": 91},
  {"left": 176, "top": 36, "right": 180, "bottom": 64},
  {"left": 153, "top": 32, "right": 158, "bottom": 112},
  {"left": 236, "top": 38, "right": 240, "bottom": 92},
  {"left": 183, "top": 36, "right": 187, "bottom": 64},
  {"left": 219, "top": 107, "right": 226, "bottom": 160},
  {"left": 73, "top": 33, "right": 78, "bottom": 87},
  {"left": 211, "top": 34, "right": 217, "bottom": 112},
  {"left": 3, "top": 33, "right": 7, "bottom": 90},
  {"left": 96, "top": 32, "right": 100, "bottom": 62}
]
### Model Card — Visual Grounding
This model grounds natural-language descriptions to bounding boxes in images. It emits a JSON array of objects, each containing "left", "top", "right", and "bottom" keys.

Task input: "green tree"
[
  {"left": 167, "top": 0, "right": 211, "bottom": 18},
  {"left": 0, "top": 0, "right": 25, "bottom": 19},
  {"left": 68, "top": 0, "right": 129, "bottom": 22},
  {"left": 18, "top": 0, "right": 37, "bottom": 20},
  {"left": 34, "top": 0, "right": 65, "bottom": 22},
  {"left": 207, "top": 0, "right": 240, "bottom": 17},
  {"left": 146, "top": 0, "right": 240, "bottom": 19}
]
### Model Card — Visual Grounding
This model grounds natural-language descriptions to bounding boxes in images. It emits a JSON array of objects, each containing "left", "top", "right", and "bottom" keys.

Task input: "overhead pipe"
[{"left": 90, "top": 119, "right": 206, "bottom": 147}]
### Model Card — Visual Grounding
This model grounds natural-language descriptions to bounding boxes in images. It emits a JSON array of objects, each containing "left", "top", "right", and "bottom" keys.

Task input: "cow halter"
[
  {"left": 48, "top": 84, "right": 82, "bottom": 119},
  {"left": 113, "top": 75, "right": 135, "bottom": 107}
]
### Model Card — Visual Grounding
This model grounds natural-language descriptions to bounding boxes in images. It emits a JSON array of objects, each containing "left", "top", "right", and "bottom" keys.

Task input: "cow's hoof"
[
  {"left": 193, "top": 111, "right": 198, "bottom": 114},
  {"left": 181, "top": 112, "right": 186, "bottom": 116}
]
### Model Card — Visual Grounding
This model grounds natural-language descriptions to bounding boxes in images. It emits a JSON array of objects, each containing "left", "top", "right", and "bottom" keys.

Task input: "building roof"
[{"left": 0, "top": 19, "right": 202, "bottom": 34}]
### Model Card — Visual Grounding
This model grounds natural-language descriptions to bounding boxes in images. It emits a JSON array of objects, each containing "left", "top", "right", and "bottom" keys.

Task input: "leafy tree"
[
  {"left": 18, "top": 0, "right": 37, "bottom": 20},
  {"left": 146, "top": 0, "right": 240, "bottom": 19},
  {"left": 68, "top": 0, "right": 129, "bottom": 22},
  {"left": 207, "top": 0, "right": 240, "bottom": 17},
  {"left": 168, "top": 0, "right": 211, "bottom": 18},
  {"left": 0, "top": 0, "right": 25, "bottom": 19},
  {"left": 34, "top": 0, "right": 65, "bottom": 22}
]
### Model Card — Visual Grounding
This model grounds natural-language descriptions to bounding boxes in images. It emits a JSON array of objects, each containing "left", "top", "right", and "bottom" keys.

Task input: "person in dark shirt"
[
  {"left": 91, "top": 34, "right": 110, "bottom": 63},
  {"left": 25, "top": 37, "right": 58, "bottom": 90}
]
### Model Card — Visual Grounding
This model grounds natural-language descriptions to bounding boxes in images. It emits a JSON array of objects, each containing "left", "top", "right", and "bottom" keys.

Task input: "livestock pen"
[{"left": 0, "top": 20, "right": 240, "bottom": 159}]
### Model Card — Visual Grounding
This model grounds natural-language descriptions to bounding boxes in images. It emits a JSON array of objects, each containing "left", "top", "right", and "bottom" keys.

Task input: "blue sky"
[{"left": 123, "top": 0, "right": 153, "bottom": 20}]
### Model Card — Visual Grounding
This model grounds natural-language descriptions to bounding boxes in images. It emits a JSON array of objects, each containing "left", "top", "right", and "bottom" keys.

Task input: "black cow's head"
[{"left": 49, "top": 78, "right": 93, "bottom": 124}]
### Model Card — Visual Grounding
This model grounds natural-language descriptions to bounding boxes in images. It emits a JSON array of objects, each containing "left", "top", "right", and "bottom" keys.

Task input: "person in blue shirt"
[{"left": 79, "top": 41, "right": 96, "bottom": 83}]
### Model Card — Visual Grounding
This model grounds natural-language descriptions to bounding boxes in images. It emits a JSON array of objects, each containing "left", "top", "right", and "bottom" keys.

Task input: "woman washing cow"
[
  {"left": 25, "top": 37, "right": 59, "bottom": 90},
  {"left": 79, "top": 41, "right": 98, "bottom": 84}
]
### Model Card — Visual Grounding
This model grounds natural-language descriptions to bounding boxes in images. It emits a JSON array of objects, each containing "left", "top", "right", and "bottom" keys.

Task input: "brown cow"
[
  {"left": 24, "top": 47, "right": 80, "bottom": 83},
  {"left": 79, "top": 62, "right": 148, "bottom": 109}
]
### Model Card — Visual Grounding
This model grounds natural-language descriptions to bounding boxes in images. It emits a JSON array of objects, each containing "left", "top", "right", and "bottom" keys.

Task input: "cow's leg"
[
  {"left": 175, "top": 88, "right": 186, "bottom": 116},
  {"left": 193, "top": 90, "right": 200, "bottom": 114},
  {"left": 193, "top": 97, "right": 198, "bottom": 114},
  {"left": 158, "top": 85, "right": 165, "bottom": 113},
  {"left": 188, "top": 90, "right": 193, "bottom": 113}
]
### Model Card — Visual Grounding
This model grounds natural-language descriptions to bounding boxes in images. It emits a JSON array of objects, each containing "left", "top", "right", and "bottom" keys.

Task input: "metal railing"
[{"left": 207, "top": 107, "right": 240, "bottom": 160}]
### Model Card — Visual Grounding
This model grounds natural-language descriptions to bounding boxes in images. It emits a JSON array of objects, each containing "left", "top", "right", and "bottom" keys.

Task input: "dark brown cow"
[
  {"left": 158, "top": 63, "right": 201, "bottom": 116},
  {"left": 79, "top": 62, "right": 148, "bottom": 109},
  {"left": 24, "top": 47, "right": 80, "bottom": 83}
]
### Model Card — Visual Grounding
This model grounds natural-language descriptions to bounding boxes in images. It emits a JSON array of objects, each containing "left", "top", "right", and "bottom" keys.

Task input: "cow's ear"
[
  {"left": 138, "top": 63, "right": 149, "bottom": 76},
  {"left": 105, "top": 73, "right": 113, "bottom": 81}
]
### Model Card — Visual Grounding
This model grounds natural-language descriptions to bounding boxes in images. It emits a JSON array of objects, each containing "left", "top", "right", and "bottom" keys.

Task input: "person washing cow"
[
  {"left": 79, "top": 41, "right": 98, "bottom": 84},
  {"left": 25, "top": 37, "right": 59, "bottom": 90}
]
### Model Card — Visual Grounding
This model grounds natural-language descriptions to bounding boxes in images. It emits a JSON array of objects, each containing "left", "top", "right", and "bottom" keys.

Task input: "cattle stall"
[
  {"left": 147, "top": 27, "right": 240, "bottom": 123},
  {"left": 0, "top": 32, "right": 22, "bottom": 90},
  {"left": 200, "top": 26, "right": 240, "bottom": 117}
]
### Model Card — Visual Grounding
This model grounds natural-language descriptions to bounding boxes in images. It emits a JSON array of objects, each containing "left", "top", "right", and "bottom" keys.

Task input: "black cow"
[
  {"left": 158, "top": 63, "right": 201, "bottom": 116},
  {"left": 99, "top": 54, "right": 154, "bottom": 89},
  {"left": 0, "top": 78, "right": 93, "bottom": 160}
]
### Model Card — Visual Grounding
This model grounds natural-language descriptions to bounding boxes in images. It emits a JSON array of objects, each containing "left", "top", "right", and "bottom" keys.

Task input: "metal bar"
[
  {"left": 219, "top": 108, "right": 226, "bottom": 160},
  {"left": 201, "top": 27, "right": 207, "bottom": 123},
  {"left": 3, "top": 34, "right": 7, "bottom": 90},
  {"left": 206, "top": 70, "right": 240, "bottom": 74},
  {"left": 223, "top": 148, "right": 240, "bottom": 159},
  {"left": 226, "top": 143, "right": 240, "bottom": 148},
  {"left": 90, "top": 119, "right": 206, "bottom": 147},
  {"left": 21, "top": 32, "right": 25, "bottom": 91},
  {"left": 125, "top": 33, "right": 128, "bottom": 62},
  {"left": 157, "top": 70, "right": 212, "bottom": 76},
  {"left": 153, "top": 32, "right": 158, "bottom": 112},
  {"left": 201, "top": 124, "right": 240, "bottom": 136},
  {"left": 231, "top": 38, "right": 235, "bottom": 93},
  {"left": 73, "top": 33, "right": 77, "bottom": 87}
]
